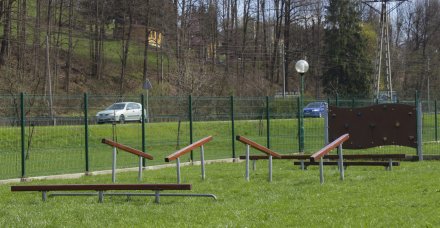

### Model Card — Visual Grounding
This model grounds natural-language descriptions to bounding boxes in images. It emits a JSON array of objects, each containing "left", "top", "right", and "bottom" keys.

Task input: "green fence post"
[
  {"left": 20, "top": 92, "right": 26, "bottom": 179},
  {"left": 141, "top": 94, "right": 146, "bottom": 167},
  {"left": 415, "top": 90, "right": 423, "bottom": 160},
  {"left": 266, "top": 96, "right": 270, "bottom": 148},
  {"left": 231, "top": 96, "right": 236, "bottom": 158},
  {"left": 435, "top": 100, "right": 438, "bottom": 141},
  {"left": 189, "top": 95, "right": 194, "bottom": 161},
  {"left": 84, "top": 93, "right": 89, "bottom": 173},
  {"left": 297, "top": 96, "right": 301, "bottom": 152},
  {"left": 351, "top": 98, "right": 355, "bottom": 108}
]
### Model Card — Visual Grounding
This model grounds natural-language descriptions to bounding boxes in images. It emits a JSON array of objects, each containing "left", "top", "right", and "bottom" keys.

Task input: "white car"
[{"left": 96, "top": 102, "right": 145, "bottom": 124}]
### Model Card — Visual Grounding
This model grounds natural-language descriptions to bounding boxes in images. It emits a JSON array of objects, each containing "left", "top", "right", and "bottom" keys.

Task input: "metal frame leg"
[
  {"left": 268, "top": 155, "right": 273, "bottom": 182},
  {"left": 319, "top": 157, "right": 324, "bottom": 184},
  {"left": 154, "top": 190, "right": 160, "bottom": 204},
  {"left": 388, "top": 159, "right": 393, "bottom": 171},
  {"left": 245, "top": 145, "right": 250, "bottom": 181},
  {"left": 42, "top": 191, "right": 47, "bottom": 202},
  {"left": 338, "top": 144, "right": 344, "bottom": 181},
  {"left": 138, "top": 156, "right": 143, "bottom": 182},
  {"left": 112, "top": 147, "right": 117, "bottom": 183},
  {"left": 98, "top": 191, "right": 104, "bottom": 203},
  {"left": 176, "top": 157, "right": 181, "bottom": 184},
  {"left": 252, "top": 160, "right": 256, "bottom": 171},
  {"left": 200, "top": 145, "right": 205, "bottom": 180}
]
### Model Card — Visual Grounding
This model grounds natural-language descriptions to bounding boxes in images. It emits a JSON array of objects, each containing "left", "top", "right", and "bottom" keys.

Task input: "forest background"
[{"left": 0, "top": 0, "right": 438, "bottom": 100}]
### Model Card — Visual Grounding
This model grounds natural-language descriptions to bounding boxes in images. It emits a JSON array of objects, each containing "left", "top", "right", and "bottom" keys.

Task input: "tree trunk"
[
  {"left": 119, "top": 2, "right": 134, "bottom": 95},
  {"left": 65, "top": 0, "right": 74, "bottom": 92},
  {"left": 0, "top": 0, "right": 13, "bottom": 66}
]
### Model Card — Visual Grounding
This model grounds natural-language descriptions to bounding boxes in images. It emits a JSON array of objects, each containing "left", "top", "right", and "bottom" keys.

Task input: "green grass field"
[{"left": 1, "top": 160, "right": 439, "bottom": 227}]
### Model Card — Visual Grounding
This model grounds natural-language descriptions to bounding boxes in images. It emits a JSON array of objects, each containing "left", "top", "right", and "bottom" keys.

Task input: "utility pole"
[{"left": 362, "top": 0, "right": 408, "bottom": 102}]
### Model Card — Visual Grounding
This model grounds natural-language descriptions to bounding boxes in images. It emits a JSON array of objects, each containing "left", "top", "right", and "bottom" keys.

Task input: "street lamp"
[
  {"left": 295, "top": 60, "right": 309, "bottom": 152},
  {"left": 143, "top": 79, "right": 152, "bottom": 123}
]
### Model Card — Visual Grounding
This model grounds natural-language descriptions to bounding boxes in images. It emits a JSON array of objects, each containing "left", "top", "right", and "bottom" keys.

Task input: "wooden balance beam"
[{"left": 11, "top": 183, "right": 216, "bottom": 203}]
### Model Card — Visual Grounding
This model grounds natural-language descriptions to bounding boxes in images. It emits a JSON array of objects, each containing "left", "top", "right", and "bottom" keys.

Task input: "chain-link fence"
[{"left": 0, "top": 93, "right": 438, "bottom": 180}]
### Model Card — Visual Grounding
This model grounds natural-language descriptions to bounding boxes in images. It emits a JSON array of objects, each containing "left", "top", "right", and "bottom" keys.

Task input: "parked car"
[
  {"left": 96, "top": 102, "right": 145, "bottom": 124},
  {"left": 303, "top": 102, "right": 327, "bottom": 118}
]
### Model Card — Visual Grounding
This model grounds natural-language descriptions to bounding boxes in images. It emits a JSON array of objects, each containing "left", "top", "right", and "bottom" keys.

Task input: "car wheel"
[{"left": 119, "top": 115, "right": 125, "bottom": 124}]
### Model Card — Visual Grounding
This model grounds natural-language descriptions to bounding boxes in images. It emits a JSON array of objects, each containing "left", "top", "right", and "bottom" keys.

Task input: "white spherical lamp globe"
[{"left": 295, "top": 60, "right": 309, "bottom": 74}]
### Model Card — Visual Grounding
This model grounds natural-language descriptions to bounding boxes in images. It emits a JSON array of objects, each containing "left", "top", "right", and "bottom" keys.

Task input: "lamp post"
[
  {"left": 143, "top": 79, "right": 152, "bottom": 123},
  {"left": 295, "top": 60, "right": 309, "bottom": 152}
]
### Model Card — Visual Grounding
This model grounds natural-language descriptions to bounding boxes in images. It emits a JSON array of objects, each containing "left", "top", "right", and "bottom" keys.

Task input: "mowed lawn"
[{"left": 0, "top": 160, "right": 439, "bottom": 227}]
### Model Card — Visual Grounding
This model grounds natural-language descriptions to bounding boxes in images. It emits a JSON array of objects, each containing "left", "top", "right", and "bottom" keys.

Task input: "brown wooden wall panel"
[{"left": 328, "top": 104, "right": 417, "bottom": 149}]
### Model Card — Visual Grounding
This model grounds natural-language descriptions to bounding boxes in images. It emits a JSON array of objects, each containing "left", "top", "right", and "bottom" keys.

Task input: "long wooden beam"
[
  {"left": 101, "top": 139, "right": 154, "bottom": 160},
  {"left": 310, "top": 134, "right": 349, "bottom": 162},
  {"left": 165, "top": 136, "right": 213, "bottom": 162},
  {"left": 11, "top": 184, "right": 191, "bottom": 191},
  {"left": 235, "top": 136, "right": 282, "bottom": 158},
  {"left": 239, "top": 154, "right": 406, "bottom": 160}
]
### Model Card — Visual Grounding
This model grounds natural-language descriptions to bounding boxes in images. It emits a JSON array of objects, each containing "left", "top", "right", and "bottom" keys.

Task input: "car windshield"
[
  {"left": 105, "top": 103, "right": 125, "bottom": 110},
  {"left": 305, "top": 103, "right": 322, "bottom": 108}
]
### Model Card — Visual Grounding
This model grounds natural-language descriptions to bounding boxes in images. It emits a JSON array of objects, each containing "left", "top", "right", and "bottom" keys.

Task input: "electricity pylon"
[{"left": 362, "top": 0, "right": 408, "bottom": 101}]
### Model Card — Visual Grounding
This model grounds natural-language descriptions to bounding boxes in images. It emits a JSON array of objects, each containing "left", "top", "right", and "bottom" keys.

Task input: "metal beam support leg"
[
  {"left": 252, "top": 160, "right": 256, "bottom": 171},
  {"left": 245, "top": 145, "right": 250, "bottom": 181},
  {"left": 98, "top": 191, "right": 104, "bottom": 203},
  {"left": 112, "top": 147, "right": 117, "bottom": 183},
  {"left": 138, "top": 156, "right": 142, "bottom": 182},
  {"left": 319, "top": 158, "right": 324, "bottom": 185},
  {"left": 268, "top": 155, "right": 273, "bottom": 182},
  {"left": 42, "top": 191, "right": 47, "bottom": 202},
  {"left": 338, "top": 144, "right": 344, "bottom": 181},
  {"left": 155, "top": 190, "right": 160, "bottom": 204},
  {"left": 176, "top": 157, "right": 181, "bottom": 184},
  {"left": 200, "top": 145, "right": 205, "bottom": 180}
]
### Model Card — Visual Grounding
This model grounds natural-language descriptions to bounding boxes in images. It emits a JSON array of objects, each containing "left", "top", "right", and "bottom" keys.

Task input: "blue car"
[{"left": 303, "top": 102, "right": 327, "bottom": 118}]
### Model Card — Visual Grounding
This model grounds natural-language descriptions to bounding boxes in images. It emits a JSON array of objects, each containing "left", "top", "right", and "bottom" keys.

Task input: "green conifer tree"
[{"left": 322, "top": 0, "right": 373, "bottom": 98}]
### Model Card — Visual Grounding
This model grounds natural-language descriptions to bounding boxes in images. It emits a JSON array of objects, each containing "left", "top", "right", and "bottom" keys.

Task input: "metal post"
[
  {"left": 266, "top": 96, "right": 270, "bottom": 148},
  {"left": 324, "top": 103, "right": 329, "bottom": 145},
  {"left": 388, "top": 159, "right": 393, "bottom": 171},
  {"left": 435, "top": 100, "right": 438, "bottom": 141},
  {"left": 141, "top": 94, "right": 146, "bottom": 167},
  {"left": 351, "top": 98, "right": 355, "bottom": 108},
  {"left": 319, "top": 157, "right": 324, "bottom": 184},
  {"left": 297, "top": 97, "right": 304, "bottom": 170},
  {"left": 231, "top": 96, "right": 236, "bottom": 158},
  {"left": 112, "top": 147, "right": 116, "bottom": 183},
  {"left": 176, "top": 157, "right": 181, "bottom": 184},
  {"left": 200, "top": 145, "right": 205, "bottom": 180},
  {"left": 42, "top": 191, "right": 47, "bottom": 202},
  {"left": 20, "top": 92, "right": 26, "bottom": 178},
  {"left": 268, "top": 155, "right": 273, "bottom": 182},
  {"left": 299, "top": 74, "right": 304, "bottom": 152},
  {"left": 84, "top": 93, "right": 89, "bottom": 173},
  {"left": 138, "top": 156, "right": 142, "bottom": 182},
  {"left": 155, "top": 190, "right": 160, "bottom": 203},
  {"left": 338, "top": 144, "right": 344, "bottom": 181},
  {"left": 417, "top": 98, "right": 423, "bottom": 161},
  {"left": 189, "top": 95, "right": 194, "bottom": 162},
  {"left": 98, "top": 191, "right": 104, "bottom": 203},
  {"left": 245, "top": 144, "right": 250, "bottom": 181}
]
